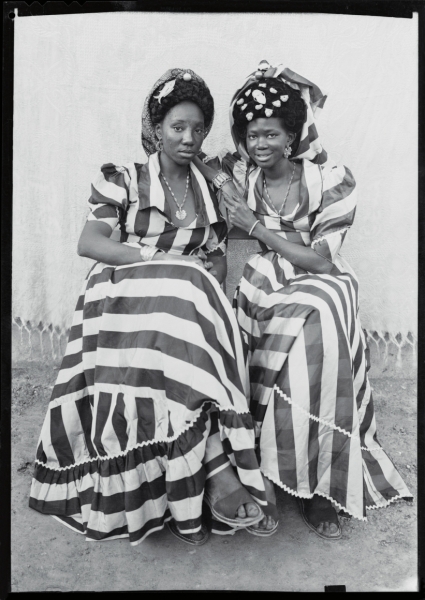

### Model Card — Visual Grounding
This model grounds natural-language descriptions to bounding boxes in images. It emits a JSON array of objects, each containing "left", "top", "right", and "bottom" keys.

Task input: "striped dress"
[
  {"left": 223, "top": 153, "right": 412, "bottom": 521},
  {"left": 29, "top": 153, "right": 266, "bottom": 545}
]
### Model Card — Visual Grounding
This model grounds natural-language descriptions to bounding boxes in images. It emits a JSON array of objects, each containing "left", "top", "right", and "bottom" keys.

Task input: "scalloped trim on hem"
[
  {"left": 365, "top": 494, "right": 414, "bottom": 511},
  {"left": 35, "top": 400, "right": 251, "bottom": 472},
  {"left": 274, "top": 385, "right": 385, "bottom": 453},
  {"left": 261, "top": 469, "right": 367, "bottom": 522}
]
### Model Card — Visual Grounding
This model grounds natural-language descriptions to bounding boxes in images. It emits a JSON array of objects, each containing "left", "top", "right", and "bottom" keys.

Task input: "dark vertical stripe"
[
  {"left": 36, "top": 441, "right": 47, "bottom": 464},
  {"left": 303, "top": 309, "right": 324, "bottom": 491},
  {"left": 111, "top": 393, "right": 129, "bottom": 452},
  {"left": 93, "top": 392, "right": 112, "bottom": 456},
  {"left": 328, "top": 431, "right": 350, "bottom": 508},
  {"left": 167, "top": 410, "right": 174, "bottom": 438},
  {"left": 135, "top": 396, "right": 156, "bottom": 443},
  {"left": 274, "top": 370, "right": 298, "bottom": 490},
  {"left": 50, "top": 406, "right": 75, "bottom": 467},
  {"left": 185, "top": 227, "right": 206, "bottom": 254},
  {"left": 157, "top": 225, "right": 179, "bottom": 252},
  {"left": 75, "top": 395, "right": 96, "bottom": 458},
  {"left": 133, "top": 208, "right": 151, "bottom": 239}
]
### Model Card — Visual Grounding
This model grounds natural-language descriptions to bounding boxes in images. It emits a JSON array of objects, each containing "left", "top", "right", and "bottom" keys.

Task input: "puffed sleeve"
[
  {"left": 87, "top": 163, "right": 131, "bottom": 230},
  {"left": 310, "top": 161, "right": 357, "bottom": 263}
]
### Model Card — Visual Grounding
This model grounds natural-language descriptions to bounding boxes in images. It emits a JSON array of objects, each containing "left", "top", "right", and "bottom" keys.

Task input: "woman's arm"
[
  {"left": 224, "top": 195, "right": 334, "bottom": 275},
  {"left": 77, "top": 220, "right": 206, "bottom": 268},
  {"left": 193, "top": 156, "right": 241, "bottom": 206}
]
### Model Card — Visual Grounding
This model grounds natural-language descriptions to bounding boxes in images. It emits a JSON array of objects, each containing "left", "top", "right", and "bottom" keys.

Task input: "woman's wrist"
[{"left": 248, "top": 219, "right": 261, "bottom": 236}]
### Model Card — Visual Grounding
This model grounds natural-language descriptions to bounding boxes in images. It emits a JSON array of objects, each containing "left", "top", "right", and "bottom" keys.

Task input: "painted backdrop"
[{"left": 12, "top": 11, "right": 418, "bottom": 359}]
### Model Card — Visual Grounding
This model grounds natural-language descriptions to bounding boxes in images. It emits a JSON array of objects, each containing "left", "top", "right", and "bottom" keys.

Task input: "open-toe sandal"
[
  {"left": 298, "top": 498, "right": 342, "bottom": 540},
  {"left": 167, "top": 520, "right": 209, "bottom": 546},
  {"left": 203, "top": 490, "right": 264, "bottom": 528},
  {"left": 246, "top": 475, "right": 279, "bottom": 537}
]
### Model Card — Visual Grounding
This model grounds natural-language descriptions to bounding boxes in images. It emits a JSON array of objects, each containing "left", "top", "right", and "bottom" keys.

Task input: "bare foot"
[
  {"left": 236, "top": 502, "right": 261, "bottom": 519},
  {"left": 250, "top": 477, "right": 277, "bottom": 531},
  {"left": 302, "top": 496, "right": 340, "bottom": 538}
]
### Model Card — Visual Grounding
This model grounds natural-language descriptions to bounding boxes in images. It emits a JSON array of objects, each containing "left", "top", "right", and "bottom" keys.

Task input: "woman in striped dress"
[
  {"left": 29, "top": 68, "right": 268, "bottom": 546},
  {"left": 196, "top": 62, "right": 412, "bottom": 539}
]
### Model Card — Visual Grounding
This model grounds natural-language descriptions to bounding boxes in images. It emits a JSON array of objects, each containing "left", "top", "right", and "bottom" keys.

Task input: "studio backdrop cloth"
[{"left": 12, "top": 12, "right": 417, "bottom": 341}]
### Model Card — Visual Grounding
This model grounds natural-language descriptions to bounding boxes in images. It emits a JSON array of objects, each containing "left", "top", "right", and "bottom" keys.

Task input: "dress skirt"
[
  {"left": 234, "top": 251, "right": 412, "bottom": 521},
  {"left": 29, "top": 260, "right": 266, "bottom": 545}
]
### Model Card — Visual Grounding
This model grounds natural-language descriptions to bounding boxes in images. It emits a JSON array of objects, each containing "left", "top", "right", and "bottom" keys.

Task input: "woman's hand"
[{"left": 224, "top": 194, "right": 257, "bottom": 233}]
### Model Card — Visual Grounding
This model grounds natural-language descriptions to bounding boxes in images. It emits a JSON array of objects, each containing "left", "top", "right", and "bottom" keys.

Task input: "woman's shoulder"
[
  {"left": 91, "top": 162, "right": 142, "bottom": 209},
  {"left": 315, "top": 157, "right": 356, "bottom": 188}
]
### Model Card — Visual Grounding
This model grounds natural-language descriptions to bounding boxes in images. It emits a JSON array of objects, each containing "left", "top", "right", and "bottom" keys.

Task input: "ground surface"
[{"left": 11, "top": 361, "right": 417, "bottom": 593}]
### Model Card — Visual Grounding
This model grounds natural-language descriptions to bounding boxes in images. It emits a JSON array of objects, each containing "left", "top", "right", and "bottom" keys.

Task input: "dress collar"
[
  {"left": 246, "top": 159, "right": 322, "bottom": 220},
  {"left": 137, "top": 152, "right": 222, "bottom": 228}
]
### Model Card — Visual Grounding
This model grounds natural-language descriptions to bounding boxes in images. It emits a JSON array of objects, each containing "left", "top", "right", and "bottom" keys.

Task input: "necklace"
[
  {"left": 160, "top": 168, "right": 191, "bottom": 220},
  {"left": 262, "top": 162, "right": 296, "bottom": 217}
]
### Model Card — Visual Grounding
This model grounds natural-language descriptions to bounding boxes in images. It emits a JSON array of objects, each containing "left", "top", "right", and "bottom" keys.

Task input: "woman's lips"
[{"left": 255, "top": 153, "right": 273, "bottom": 161}]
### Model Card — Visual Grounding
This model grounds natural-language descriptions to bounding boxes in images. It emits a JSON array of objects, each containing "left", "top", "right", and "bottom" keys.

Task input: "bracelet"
[
  {"left": 139, "top": 245, "right": 160, "bottom": 261},
  {"left": 248, "top": 220, "right": 260, "bottom": 236},
  {"left": 212, "top": 171, "right": 233, "bottom": 190}
]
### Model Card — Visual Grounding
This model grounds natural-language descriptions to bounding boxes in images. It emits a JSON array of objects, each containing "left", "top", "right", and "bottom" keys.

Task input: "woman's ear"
[
  {"left": 155, "top": 123, "right": 162, "bottom": 140},
  {"left": 288, "top": 132, "right": 297, "bottom": 146}
]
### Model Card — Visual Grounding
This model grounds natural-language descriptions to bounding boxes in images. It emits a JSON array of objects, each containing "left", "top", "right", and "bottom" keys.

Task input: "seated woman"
[
  {"left": 29, "top": 68, "right": 267, "bottom": 547},
  {"left": 195, "top": 61, "right": 412, "bottom": 539}
]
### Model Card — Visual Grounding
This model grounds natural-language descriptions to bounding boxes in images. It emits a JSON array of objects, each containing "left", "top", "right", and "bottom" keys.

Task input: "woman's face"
[
  {"left": 156, "top": 101, "right": 205, "bottom": 166},
  {"left": 246, "top": 117, "right": 296, "bottom": 168}
]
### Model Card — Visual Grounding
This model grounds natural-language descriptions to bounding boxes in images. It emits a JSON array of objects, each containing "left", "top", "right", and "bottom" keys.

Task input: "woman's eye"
[
  {"left": 195, "top": 129, "right": 204, "bottom": 135},
  {"left": 173, "top": 127, "right": 182, "bottom": 132},
  {"left": 267, "top": 134, "right": 277, "bottom": 138}
]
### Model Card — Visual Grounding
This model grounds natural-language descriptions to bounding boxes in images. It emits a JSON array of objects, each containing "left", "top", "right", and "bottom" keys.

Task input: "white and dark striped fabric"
[
  {"left": 29, "top": 153, "right": 266, "bottom": 545},
  {"left": 229, "top": 63, "right": 328, "bottom": 165},
  {"left": 224, "top": 153, "right": 412, "bottom": 521}
]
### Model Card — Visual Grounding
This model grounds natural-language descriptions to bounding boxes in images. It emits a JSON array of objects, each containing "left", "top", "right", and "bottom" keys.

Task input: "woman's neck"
[
  {"left": 262, "top": 157, "right": 292, "bottom": 182},
  {"left": 158, "top": 152, "right": 189, "bottom": 180}
]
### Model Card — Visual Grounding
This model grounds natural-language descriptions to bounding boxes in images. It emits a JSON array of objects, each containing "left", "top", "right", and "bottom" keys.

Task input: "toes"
[
  {"left": 267, "top": 516, "right": 276, "bottom": 530},
  {"left": 329, "top": 523, "right": 339, "bottom": 535},
  {"left": 236, "top": 505, "right": 247, "bottom": 519},
  {"left": 245, "top": 502, "right": 260, "bottom": 518},
  {"left": 316, "top": 522, "right": 324, "bottom": 534}
]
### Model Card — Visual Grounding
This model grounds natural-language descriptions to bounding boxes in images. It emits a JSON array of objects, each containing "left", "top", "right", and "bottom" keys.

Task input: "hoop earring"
[
  {"left": 156, "top": 138, "right": 163, "bottom": 152},
  {"left": 283, "top": 145, "right": 292, "bottom": 159}
]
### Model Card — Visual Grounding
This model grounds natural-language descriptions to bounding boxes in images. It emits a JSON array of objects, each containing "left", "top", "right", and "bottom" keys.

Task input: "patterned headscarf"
[
  {"left": 229, "top": 61, "right": 328, "bottom": 164},
  {"left": 141, "top": 68, "right": 215, "bottom": 157}
]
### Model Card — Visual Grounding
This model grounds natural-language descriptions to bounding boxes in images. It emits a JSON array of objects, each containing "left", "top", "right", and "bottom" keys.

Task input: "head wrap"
[
  {"left": 141, "top": 68, "right": 214, "bottom": 157},
  {"left": 229, "top": 61, "right": 327, "bottom": 164}
]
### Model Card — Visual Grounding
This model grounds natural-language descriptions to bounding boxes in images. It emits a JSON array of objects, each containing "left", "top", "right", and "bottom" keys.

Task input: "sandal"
[
  {"left": 246, "top": 474, "right": 279, "bottom": 537},
  {"left": 247, "top": 517, "right": 279, "bottom": 537},
  {"left": 203, "top": 489, "right": 264, "bottom": 528},
  {"left": 167, "top": 520, "right": 209, "bottom": 546},
  {"left": 298, "top": 498, "right": 342, "bottom": 540}
]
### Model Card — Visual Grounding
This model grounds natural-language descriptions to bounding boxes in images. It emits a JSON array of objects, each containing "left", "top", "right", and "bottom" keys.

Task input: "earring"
[
  {"left": 283, "top": 145, "right": 292, "bottom": 159},
  {"left": 155, "top": 138, "right": 163, "bottom": 152}
]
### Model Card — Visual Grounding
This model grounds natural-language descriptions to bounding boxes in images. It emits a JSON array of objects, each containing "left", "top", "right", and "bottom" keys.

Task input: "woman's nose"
[
  {"left": 256, "top": 137, "right": 268, "bottom": 148},
  {"left": 182, "top": 130, "right": 195, "bottom": 145}
]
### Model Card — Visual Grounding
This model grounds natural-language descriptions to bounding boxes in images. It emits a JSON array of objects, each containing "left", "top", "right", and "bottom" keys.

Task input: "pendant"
[{"left": 175, "top": 209, "right": 187, "bottom": 220}]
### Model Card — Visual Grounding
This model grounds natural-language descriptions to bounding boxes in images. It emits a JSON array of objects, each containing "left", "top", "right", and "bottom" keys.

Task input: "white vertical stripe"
[{"left": 190, "top": 160, "right": 217, "bottom": 224}]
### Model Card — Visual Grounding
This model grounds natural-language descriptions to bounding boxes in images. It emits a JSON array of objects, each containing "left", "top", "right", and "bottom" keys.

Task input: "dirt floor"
[{"left": 11, "top": 361, "right": 417, "bottom": 593}]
